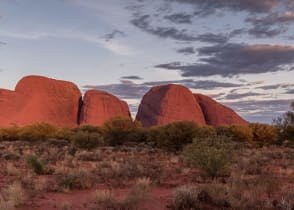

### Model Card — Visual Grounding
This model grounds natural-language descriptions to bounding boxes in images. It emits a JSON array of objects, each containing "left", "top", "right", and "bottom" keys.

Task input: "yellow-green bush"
[
  {"left": 102, "top": 117, "right": 143, "bottom": 145},
  {"left": 0, "top": 126, "right": 20, "bottom": 141},
  {"left": 71, "top": 131, "right": 104, "bottom": 149},
  {"left": 147, "top": 121, "right": 199, "bottom": 151},
  {"left": 250, "top": 123, "right": 277, "bottom": 146},
  {"left": 228, "top": 125, "right": 253, "bottom": 142},
  {"left": 183, "top": 136, "right": 234, "bottom": 178},
  {"left": 18, "top": 123, "right": 57, "bottom": 141},
  {"left": 194, "top": 126, "right": 217, "bottom": 139},
  {"left": 53, "top": 127, "right": 74, "bottom": 140}
]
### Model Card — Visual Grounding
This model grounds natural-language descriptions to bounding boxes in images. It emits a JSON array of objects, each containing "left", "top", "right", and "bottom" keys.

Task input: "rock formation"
[
  {"left": 79, "top": 90, "right": 131, "bottom": 126},
  {"left": 194, "top": 94, "right": 248, "bottom": 126},
  {"left": 136, "top": 84, "right": 206, "bottom": 127},
  {"left": 0, "top": 76, "right": 247, "bottom": 128},
  {"left": 0, "top": 75, "right": 81, "bottom": 127}
]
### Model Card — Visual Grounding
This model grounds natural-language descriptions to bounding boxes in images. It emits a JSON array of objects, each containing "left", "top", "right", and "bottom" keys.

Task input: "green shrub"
[
  {"left": 26, "top": 155, "right": 45, "bottom": 175},
  {"left": 183, "top": 136, "right": 233, "bottom": 178},
  {"left": 249, "top": 123, "right": 277, "bottom": 146},
  {"left": 147, "top": 121, "right": 198, "bottom": 151},
  {"left": 71, "top": 131, "right": 104, "bottom": 149},
  {"left": 18, "top": 123, "right": 57, "bottom": 141},
  {"left": 102, "top": 117, "right": 142, "bottom": 146},
  {"left": 195, "top": 126, "right": 217, "bottom": 139}
]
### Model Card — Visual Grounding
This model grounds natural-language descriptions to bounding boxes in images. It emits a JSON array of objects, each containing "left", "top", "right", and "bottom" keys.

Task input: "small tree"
[{"left": 273, "top": 102, "right": 294, "bottom": 145}]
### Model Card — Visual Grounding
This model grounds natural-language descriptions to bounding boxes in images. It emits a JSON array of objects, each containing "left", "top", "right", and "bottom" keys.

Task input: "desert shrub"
[
  {"left": 146, "top": 126, "right": 163, "bottom": 146},
  {"left": 147, "top": 121, "right": 199, "bottom": 151},
  {"left": 1, "top": 182, "right": 26, "bottom": 208},
  {"left": 26, "top": 155, "right": 45, "bottom": 175},
  {"left": 183, "top": 136, "right": 233, "bottom": 178},
  {"left": 74, "top": 124, "right": 102, "bottom": 134},
  {"left": 53, "top": 127, "right": 74, "bottom": 141},
  {"left": 217, "top": 125, "right": 254, "bottom": 141},
  {"left": 56, "top": 169, "right": 94, "bottom": 191},
  {"left": 18, "top": 123, "right": 57, "bottom": 141},
  {"left": 102, "top": 117, "right": 143, "bottom": 146},
  {"left": 93, "top": 178, "right": 150, "bottom": 210},
  {"left": 168, "top": 186, "right": 200, "bottom": 210},
  {"left": 273, "top": 102, "right": 294, "bottom": 146},
  {"left": 97, "top": 158, "right": 162, "bottom": 183},
  {"left": 249, "top": 123, "right": 277, "bottom": 146},
  {"left": 194, "top": 126, "right": 217, "bottom": 139},
  {"left": 0, "top": 126, "right": 20, "bottom": 141},
  {"left": 228, "top": 125, "right": 253, "bottom": 142},
  {"left": 71, "top": 131, "right": 104, "bottom": 149}
]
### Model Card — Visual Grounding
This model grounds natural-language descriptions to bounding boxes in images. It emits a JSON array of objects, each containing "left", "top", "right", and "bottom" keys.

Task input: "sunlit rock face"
[
  {"left": 194, "top": 94, "right": 248, "bottom": 126},
  {"left": 136, "top": 84, "right": 206, "bottom": 127},
  {"left": 0, "top": 75, "right": 81, "bottom": 127},
  {"left": 79, "top": 90, "right": 131, "bottom": 126}
]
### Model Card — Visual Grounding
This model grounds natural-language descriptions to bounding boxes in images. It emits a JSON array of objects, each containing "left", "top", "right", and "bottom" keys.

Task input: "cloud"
[
  {"left": 223, "top": 92, "right": 264, "bottom": 100},
  {"left": 103, "top": 30, "right": 125, "bottom": 42},
  {"left": 82, "top": 79, "right": 243, "bottom": 101},
  {"left": 246, "top": 12, "right": 294, "bottom": 37},
  {"left": 285, "top": 89, "right": 294, "bottom": 94},
  {"left": 164, "top": 13, "right": 193, "bottom": 24},
  {"left": 143, "top": 79, "right": 243, "bottom": 90},
  {"left": 121, "top": 75, "right": 143, "bottom": 80},
  {"left": 176, "top": 47, "right": 195, "bottom": 54},
  {"left": 224, "top": 99, "right": 293, "bottom": 122},
  {"left": 0, "top": 29, "right": 134, "bottom": 56},
  {"left": 155, "top": 43, "right": 294, "bottom": 77},
  {"left": 130, "top": 15, "right": 199, "bottom": 41},
  {"left": 168, "top": 0, "right": 280, "bottom": 14},
  {"left": 0, "top": 41, "right": 6, "bottom": 45},
  {"left": 195, "top": 33, "right": 229, "bottom": 44},
  {"left": 131, "top": 15, "right": 232, "bottom": 43},
  {"left": 257, "top": 83, "right": 294, "bottom": 90},
  {"left": 82, "top": 83, "right": 149, "bottom": 99}
]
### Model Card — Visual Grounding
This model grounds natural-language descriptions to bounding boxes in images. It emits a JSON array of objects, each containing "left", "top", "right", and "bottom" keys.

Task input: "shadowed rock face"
[
  {"left": 136, "top": 84, "right": 206, "bottom": 127},
  {"left": 194, "top": 94, "right": 248, "bottom": 126},
  {"left": 80, "top": 90, "right": 131, "bottom": 126},
  {"left": 0, "top": 75, "right": 81, "bottom": 127}
]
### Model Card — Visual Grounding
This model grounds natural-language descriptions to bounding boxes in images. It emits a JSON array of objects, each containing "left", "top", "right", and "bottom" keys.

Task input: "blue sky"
[{"left": 0, "top": 0, "right": 294, "bottom": 122}]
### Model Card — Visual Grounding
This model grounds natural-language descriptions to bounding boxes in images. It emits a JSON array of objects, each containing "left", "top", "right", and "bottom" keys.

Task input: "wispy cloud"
[{"left": 0, "top": 29, "right": 135, "bottom": 56}]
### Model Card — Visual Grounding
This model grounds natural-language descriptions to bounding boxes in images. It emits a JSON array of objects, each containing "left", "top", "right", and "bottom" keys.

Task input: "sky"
[{"left": 0, "top": 0, "right": 294, "bottom": 123}]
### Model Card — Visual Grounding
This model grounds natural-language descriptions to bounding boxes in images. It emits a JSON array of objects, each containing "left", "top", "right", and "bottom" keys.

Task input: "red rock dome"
[
  {"left": 79, "top": 90, "right": 131, "bottom": 126},
  {"left": 136, "top": 84, "right": 206, "bottom": 127},
  {"left": 0, "top": 75, "right": 81, "bottom": 127},
  {"left": 194, "top": 94, "right": 248, "bottom": 126}
]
